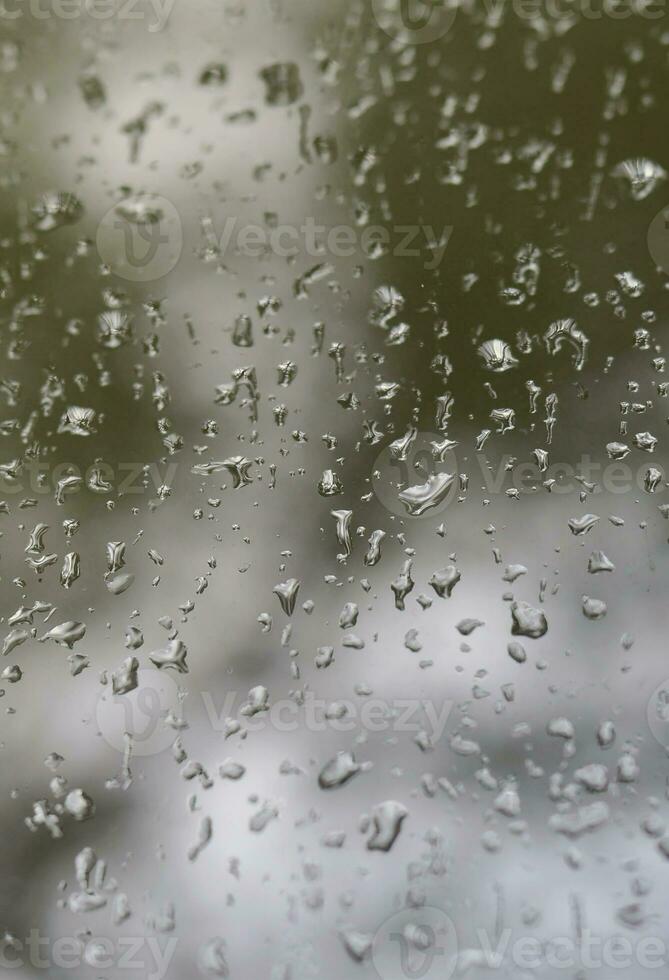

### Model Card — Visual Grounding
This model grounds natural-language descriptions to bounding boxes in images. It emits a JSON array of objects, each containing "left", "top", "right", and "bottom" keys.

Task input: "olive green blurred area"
[{"left": 2, "top": 1, "right": 669, "bottom": 977}]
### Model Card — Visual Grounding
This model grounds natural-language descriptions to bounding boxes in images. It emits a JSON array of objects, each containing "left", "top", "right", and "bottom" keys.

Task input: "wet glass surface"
[{"left": 2, "top": 1, "right": 669, "bottom": 977}]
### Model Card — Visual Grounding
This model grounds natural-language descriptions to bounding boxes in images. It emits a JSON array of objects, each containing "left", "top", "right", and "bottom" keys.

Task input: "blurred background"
[{"left": 2, "top": 0, "right": 669, "bottom": 977}]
